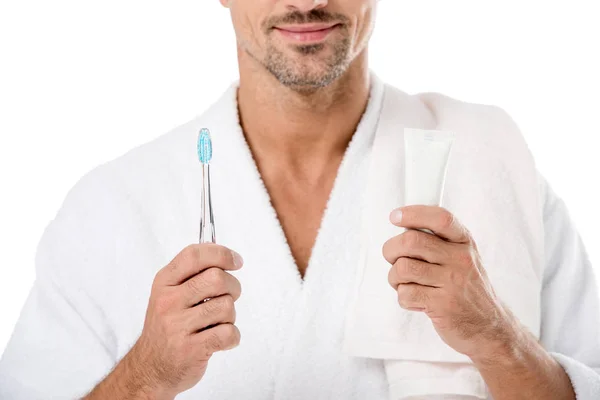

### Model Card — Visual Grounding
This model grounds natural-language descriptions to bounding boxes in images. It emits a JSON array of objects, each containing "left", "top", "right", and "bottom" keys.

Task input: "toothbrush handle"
[{"left": 199, "top": 164, "right": 216, "bottom": 243}]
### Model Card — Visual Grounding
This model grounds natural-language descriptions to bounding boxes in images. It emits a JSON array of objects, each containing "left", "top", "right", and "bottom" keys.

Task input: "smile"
[{"left": 273, "top": 23, "right": 341, "bottom": 43}]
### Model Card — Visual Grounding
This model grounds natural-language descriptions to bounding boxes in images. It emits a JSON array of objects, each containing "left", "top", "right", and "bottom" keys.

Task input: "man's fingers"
[
  {"left": 183, "top": 294, "right": 236, "bottom": 333},
  {"left": 396, "top": 283, "right": 435, "bottom": 311},
  {"left": 181, "top": 267, "right": 242, "bottom": 307},
  {"left": 390, "top": 205, "right": 471, "bottom": 244},
  {"left": 193, "top": 323, "right": 241, "bottom": 359},
  {"left": 158, "top": 243, "right": 243, "bottom": 286},
  {"left": 382, "top": 228, "right": 452, "bottom": 265},
  {"left": 388, "top": 257, "right": 445, "bottom": 288}
]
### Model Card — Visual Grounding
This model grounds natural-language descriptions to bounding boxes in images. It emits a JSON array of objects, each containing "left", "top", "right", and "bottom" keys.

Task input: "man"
[{"left": 1, "top": 0, "right": 599, "bottom": 399}]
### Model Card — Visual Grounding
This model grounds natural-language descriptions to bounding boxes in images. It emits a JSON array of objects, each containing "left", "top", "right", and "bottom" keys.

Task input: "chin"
[
  {"left": 278, "top": 69, "right": 346, "bottom": 91},
  {"left": 261, "top": 41, "right": 350, "bottom": 90}
]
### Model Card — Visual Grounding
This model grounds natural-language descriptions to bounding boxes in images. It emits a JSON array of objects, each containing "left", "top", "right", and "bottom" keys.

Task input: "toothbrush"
[
  {"left": 197, "top": 128, "right": 216, "bottom": 244},
  {"left": 197, "top": 128, "right": 216, "bottom": 306}
]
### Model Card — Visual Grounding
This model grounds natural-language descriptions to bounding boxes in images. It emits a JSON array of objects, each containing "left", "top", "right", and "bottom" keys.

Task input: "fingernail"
[
  {"left": 231, "top": 250, "right": 244, "bottom": 268},
  {"left": 390, "top": 209, "right": 403, "bottom": 224}
]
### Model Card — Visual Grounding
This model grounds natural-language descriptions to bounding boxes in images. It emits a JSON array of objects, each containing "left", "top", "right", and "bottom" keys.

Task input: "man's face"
[{"left": 221, "top": 0, "right": 377, "bottom": 89}]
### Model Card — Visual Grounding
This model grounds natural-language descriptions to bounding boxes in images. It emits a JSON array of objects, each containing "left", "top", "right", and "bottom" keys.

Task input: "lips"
[
  {"left": 273, "top": 23, "right": 341, "bottom": 43},
  {"left": 277, "top": 23, "right": 338, "bottom": 32}
]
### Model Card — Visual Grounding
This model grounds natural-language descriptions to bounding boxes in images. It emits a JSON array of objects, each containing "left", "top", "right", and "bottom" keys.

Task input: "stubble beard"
[{"left": 261, "top": 36, "right": 352, "bottom": 91}]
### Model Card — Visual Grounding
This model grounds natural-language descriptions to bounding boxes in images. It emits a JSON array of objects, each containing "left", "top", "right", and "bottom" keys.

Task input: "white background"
[{"left": 1, "top": 1, "right": 598, "bottom": 354}]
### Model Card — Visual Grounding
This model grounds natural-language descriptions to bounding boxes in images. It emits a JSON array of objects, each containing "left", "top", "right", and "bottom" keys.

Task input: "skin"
[{"left": 83, "top": 1, "right": 577, "bottom": 399}]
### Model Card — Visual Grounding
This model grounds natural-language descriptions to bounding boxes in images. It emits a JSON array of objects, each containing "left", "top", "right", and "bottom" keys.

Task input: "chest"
[{"left": 260, "top": 166, "right": 341, "bottom": 279}]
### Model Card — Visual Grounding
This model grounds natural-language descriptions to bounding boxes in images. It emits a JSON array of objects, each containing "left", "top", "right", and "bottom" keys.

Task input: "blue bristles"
[{"left": 197, "top": 128, "right": 212, "bottom": 164}]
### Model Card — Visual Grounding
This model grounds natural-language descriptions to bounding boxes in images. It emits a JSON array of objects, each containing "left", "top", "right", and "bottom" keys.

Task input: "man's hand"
[
  {"left": 382, "top": 205, "right": 517, "bottom": 361},
  {"left": 382, "top": 205, "right": 577, "bottom": 400},
  {"left": 84, "top": 243, "right": 243, "bottom": 400}
]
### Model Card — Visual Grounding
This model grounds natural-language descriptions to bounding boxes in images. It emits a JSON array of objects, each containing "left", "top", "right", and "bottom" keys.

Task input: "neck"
[{"left": 236, "top": 49, "right": 371, "bottom": 177}]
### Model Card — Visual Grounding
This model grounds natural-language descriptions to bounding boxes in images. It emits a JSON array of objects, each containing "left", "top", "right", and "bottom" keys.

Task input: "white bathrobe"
[{"left": 1, "top": 73, "right": 599, "bottom": 399}]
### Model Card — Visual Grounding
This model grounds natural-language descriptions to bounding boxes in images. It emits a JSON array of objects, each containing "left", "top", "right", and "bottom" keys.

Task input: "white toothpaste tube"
[{"left": 404, "top": 128, "right": 455, "bottom": 233}]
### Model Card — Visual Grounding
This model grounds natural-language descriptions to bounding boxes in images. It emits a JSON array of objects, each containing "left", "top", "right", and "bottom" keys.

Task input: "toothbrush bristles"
[{"left": 198, "top": 128, "right": 212, "bottom": 164}]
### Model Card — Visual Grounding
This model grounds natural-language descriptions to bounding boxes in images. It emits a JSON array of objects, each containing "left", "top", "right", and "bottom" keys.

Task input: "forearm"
[
  {"left": 472, "top": 326, "right": 576, "bottom": 400},
  {"left": 82, "top": 342, "right": 174, "bottom": 400}
]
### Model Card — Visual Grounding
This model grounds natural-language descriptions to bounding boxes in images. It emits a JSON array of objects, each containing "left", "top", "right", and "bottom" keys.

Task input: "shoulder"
[
  {"left": 88, "top": 82, "right": 238, "bottom": 196},
  {"left": 64, "top": 115, "right": 200, "bottom": 207},
  {"left": 383, "top": 82, "right": 523, "bottom": 139},
  {"left": 37, "top": 115, "right": 202, "bottom": 274},
  {"left": 53, "top": 81, "right": 239, "bottom": 222},
  {"left": 422, "top": 93, "right": 523, "bottom": 139}
]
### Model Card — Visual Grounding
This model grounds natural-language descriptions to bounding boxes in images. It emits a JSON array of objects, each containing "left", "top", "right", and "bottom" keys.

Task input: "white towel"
[{"left": 343, "top": 85, "right": 546, "bottom": 399}]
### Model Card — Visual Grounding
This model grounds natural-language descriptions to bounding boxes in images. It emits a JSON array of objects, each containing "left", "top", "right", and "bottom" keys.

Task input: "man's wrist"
[
  {"left": 84, "top": 341, "right": 175, "bottom": 400},
  {"left": 468, "top": 315, "right": 528, "bottom": 370},
  {"left": 119, "top": 340, "right": 175, "bottom": 400},
  {"left": 467, "top": 318, "right": 576, "bottom": 400}
]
